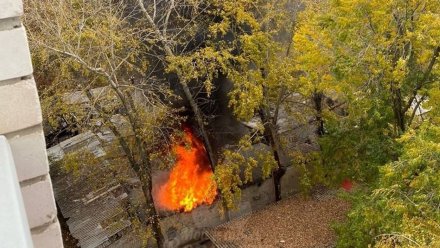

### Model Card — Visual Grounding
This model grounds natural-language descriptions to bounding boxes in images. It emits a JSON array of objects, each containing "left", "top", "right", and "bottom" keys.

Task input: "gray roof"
[{"left": 49, "top": 130, "right": 143, "bottom": 248}]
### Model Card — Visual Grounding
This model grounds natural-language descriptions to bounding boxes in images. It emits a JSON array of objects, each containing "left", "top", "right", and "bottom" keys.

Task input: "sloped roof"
[{"left": 48, "top": 130, "right": 143, "bottom": 248}]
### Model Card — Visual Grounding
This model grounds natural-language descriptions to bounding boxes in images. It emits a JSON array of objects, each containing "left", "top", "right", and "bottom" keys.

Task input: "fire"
[{"left": 158, "top": 127, "right": 217, "bottom": 212}]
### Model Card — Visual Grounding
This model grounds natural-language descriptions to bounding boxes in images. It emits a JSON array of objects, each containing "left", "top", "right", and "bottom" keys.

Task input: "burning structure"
[
  {"left": 157, "top": 127, "right": 217, "bottom": 213},
  {"left": 47, "top": 79, "right": 319, "bottom": 248},
  {"left": 37, "top": 0, "right": 316, "bottom": 246}
]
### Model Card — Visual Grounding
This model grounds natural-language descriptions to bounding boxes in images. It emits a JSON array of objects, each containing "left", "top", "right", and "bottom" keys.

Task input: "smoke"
[{"left": 152, "top": 169, "right": 171, "bottom": 211}]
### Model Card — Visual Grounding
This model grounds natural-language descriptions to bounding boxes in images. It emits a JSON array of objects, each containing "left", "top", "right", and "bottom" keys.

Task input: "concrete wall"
[
  {"left": 160, "top": 178, "right": 277, "bottom": 247},
  {"left": 0, "top": 1, "right": 63, "bottom": 247}
]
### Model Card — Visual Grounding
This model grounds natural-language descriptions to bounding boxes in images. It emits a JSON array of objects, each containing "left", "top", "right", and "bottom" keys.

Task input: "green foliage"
[
  {"left": 293, "top": 2, "right": 341, "bottom": 97},
  {"left": 55, "top": 150, "right": 98, "bottom": 177},
  {"left": 166, "top": 0, "right": 298, "bottom": 122},
  {"left": 293, "top": 0, "right": 440, "bottom": 181},
  {"left": 215, "top": 135, "right": 278, "bottom": 209},
  {"left": 335, "top": 123, "right": 440, "bottom": 247},
  {"left": 25, "top": 0, "right": 148, "bottom": 129},
  {"left": 227, "top": 31, "right": 296, "bottom": 122},
  {"left": 294, "top": 2, "right": 440, "bottom": 246},
  {"left": 303, "top": 0, "right": 439, "bottom": 131},
  {"left": 319, "top": 98, "right": 400, "bottom": 184},
  {"left": 25, "top": 0, "right": 180, "bottom": 149},
  {"left": 166, "top": 47, "right": 234, "bottom": 96},
  {"left": 204, "top": 0, "right": 297, "bottom": 205},
  {"left": 290, "top": 151, "right": 323, "bottom": 195},
  {"left": 25, "top": 0, "right": 440, "bottom": 246}
]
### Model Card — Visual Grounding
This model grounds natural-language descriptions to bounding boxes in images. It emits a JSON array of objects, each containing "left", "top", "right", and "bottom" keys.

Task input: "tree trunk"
[
  {"left": 391, "top": 84, "right": 406, "bottom": 134},
  {"left": 174, "top": 71, "right": 217, "bottom": 169},
  {"left": 403, "top": 46, "right": 440, "bottom": 128},
  {"left": 138, "top": 170, "right": 165, "bottom": 248},
  {"left": 181, "top": 82, "right": 217, "bottom": 168},
  {"left": 312, "top": 91, "right": 325, "bottom": 136},
  {"left": 258, "top": 106, "right": 285, "bottom": 201}
]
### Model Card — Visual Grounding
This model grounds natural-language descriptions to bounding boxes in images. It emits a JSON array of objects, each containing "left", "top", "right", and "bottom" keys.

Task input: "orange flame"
[{"left": 158, "top": 127, "right": 217, "bottom": 212}]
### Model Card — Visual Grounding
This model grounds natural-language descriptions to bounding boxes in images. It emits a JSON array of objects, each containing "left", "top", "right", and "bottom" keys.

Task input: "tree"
[
  {"left": 292, "top": 1, "right": 338, "bottom": 137},
  {"left": 156, "top": 0, "right": 301, "bottom": 201},
  {"left": 293, "top": 1, "right": 440, "bottom": 246},
  {"left": 312, "top": 0, "right": 439, "bottom": 134},
  {"left": 335, "top": 122, "right": 440, "bottom": 247},
  {"left": 136, "top": 0, "right": 220, "bottom": 169},
  {"left": 25, "top": 0, "right": 180, "bottom": 245},
  {"left": 219, "top": 0, "right": 300, "bottom": 201},
  {"left": 215, "top": 131, "right": 278, "bottom": 208},
  {"left": 292, "top": 0, "right": 440, "bottom": 184}
]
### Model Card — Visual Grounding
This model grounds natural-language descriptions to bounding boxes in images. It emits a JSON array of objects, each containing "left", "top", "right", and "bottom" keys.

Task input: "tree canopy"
[{"left": 24, "top": 0, "right": 440, "bottom": 247}]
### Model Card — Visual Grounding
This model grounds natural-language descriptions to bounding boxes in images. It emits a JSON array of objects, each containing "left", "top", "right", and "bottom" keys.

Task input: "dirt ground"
[{"left": 209, "top": 192, "right": 351, "bottom": 248}]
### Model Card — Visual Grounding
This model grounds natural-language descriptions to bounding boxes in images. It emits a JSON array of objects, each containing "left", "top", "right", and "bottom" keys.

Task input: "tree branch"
[{"left": 403, "top": 46, "right": 440, "bottom": 113}]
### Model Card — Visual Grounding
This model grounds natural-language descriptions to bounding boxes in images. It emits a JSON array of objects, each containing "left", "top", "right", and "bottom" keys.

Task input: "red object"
[{"left": 341, "top": 179, "right": 353, "bottom": 191}]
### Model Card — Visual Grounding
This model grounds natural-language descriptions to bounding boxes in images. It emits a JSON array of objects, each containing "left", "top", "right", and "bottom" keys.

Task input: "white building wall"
[{"left": 0, "top": 0, "right": 63, "bottom": 247}]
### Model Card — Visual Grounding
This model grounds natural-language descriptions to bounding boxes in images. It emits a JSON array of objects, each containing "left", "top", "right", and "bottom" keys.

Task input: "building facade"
[{"left": 0, "top": 0, "right": 63, "bottom": 247}]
